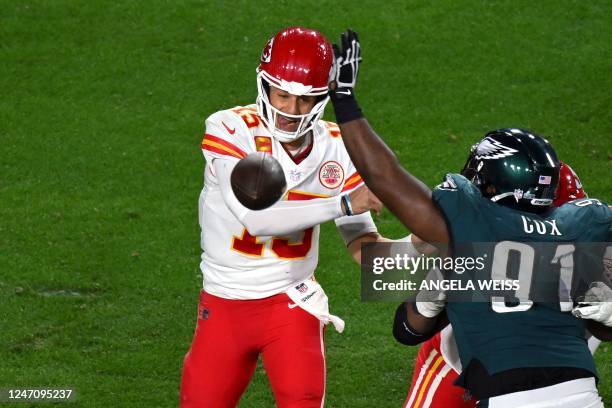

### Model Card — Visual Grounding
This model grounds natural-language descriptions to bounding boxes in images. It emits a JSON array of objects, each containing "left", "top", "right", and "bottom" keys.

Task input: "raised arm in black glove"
[
  {"left": 329, "top": 28, "right": 450, "bottom": 246},
  {"left": 329, "top": 29, "right": 364, "bottom": 124}
]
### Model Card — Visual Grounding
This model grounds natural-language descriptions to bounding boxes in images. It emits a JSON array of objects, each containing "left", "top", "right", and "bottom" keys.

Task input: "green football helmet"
[{"left": 461, "top": 128, "right": 560, "bottom": 213}]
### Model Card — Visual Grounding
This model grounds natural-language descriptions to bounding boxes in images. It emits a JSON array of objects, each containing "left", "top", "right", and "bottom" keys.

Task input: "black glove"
[{"left": 330, "top": 29, "right": 364, "bottom": 124}]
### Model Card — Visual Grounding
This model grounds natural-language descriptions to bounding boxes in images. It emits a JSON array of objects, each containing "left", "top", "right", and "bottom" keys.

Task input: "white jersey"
[{"left": 199, "top": 105, "right": 364, "bottom": 299}]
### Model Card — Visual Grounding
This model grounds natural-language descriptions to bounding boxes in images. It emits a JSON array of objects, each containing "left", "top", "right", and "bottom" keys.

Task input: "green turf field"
[{"left": 1, "top": 1, "right": 611, "bottom": 406}]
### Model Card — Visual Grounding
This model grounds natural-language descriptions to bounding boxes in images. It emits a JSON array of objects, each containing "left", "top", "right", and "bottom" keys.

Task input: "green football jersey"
[{"left": 432, "top": 173, "right": 611, "bottom": 383}]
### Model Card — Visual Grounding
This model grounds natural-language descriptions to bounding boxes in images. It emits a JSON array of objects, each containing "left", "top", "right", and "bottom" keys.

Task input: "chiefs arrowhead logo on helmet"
[{"left": 261, "top": 37, "right": 274, "bottom": 63}]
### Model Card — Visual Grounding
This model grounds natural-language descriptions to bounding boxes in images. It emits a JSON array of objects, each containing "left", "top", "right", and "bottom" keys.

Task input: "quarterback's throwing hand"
[
  {"left": 348, "top": 185, "right": 383, "bottom": 215},
  {"left": 572, "top": 281, "right": 612, "bottom": 327}
]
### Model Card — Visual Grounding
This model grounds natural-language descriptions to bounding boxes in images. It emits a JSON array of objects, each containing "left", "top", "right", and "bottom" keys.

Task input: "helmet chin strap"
[
  {"left": 490, "top": 192, "right": 517, "bottom": 203},
  {"left": 490, "top": 192, "right": 553, "bottom": 207}
]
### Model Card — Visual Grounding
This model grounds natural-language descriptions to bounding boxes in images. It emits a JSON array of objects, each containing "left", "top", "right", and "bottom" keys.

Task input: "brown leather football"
[{"left": 230, "top": 152, "right": 286, "bottom": 210}]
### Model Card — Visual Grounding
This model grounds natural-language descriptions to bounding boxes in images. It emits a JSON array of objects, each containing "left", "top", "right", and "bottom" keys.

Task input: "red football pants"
[
  {"left": 180, "top": 291, "right": 325, "bottom": 408},
  {"left": 404, "top": 333, "right": 475, "bottom": 408}
]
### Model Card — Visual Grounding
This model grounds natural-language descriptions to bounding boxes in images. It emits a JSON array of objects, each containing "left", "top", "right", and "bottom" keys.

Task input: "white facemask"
[{"left": 256, "top": 70, "right": 330, "bottom": 143}]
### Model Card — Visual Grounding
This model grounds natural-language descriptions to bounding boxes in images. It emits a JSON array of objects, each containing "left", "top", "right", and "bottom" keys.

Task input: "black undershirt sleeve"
[{"left": 392, "top": 302, "right": 449, "bottom": 346}]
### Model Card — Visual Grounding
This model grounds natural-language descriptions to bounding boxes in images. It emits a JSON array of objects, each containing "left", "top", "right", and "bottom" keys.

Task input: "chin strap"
[
  {"left": 490, "top": 192, "right": 553, "bottom": 207},
  {"left": 490, "top": 191, "right": 517, "bottom": 203}
]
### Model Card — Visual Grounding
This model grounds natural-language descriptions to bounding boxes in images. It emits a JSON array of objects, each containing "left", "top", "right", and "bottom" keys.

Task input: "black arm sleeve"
[
  {"left": 392, "top": 302, "right": 449, "bottom": 346},
  {"left": 587, "top": 320, "right": 612, "bottom": 341}
]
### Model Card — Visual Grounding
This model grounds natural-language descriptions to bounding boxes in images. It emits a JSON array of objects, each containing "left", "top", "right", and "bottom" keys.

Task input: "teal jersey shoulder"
[
  {"left": 552, "top": 198, "right": 611, "bottom": 242},
  {"left": 432, "top": 173, "right": 611, "bottom": 381},
  {"left": 432, "top": 173, "right": 611, "bottom": 243}
]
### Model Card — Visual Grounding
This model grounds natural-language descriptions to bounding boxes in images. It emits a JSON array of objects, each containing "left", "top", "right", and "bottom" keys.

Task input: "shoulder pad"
[
  {"left": 228, "top": 105, "right": 262, "bottom": 130},
  {"left": 566, "top": 198, "right": 611, "bottom": 221},
  {"left": 206, "top": 109, "right": 240, "bottom": 132},
  {"left": 435, "top": 174, "right": 458, "bottom": 191},
  {"left": 202, "top": 108, "right": 253, "bottom": 160},
  {"left": 205, "top": 107, "right": 258, "bottom": 144},
  {"left": 319, "top": 120, "right": 342, "bottom": 138},
  {"left": 435, "top": 173, "right": 477, "bottom": 193}
]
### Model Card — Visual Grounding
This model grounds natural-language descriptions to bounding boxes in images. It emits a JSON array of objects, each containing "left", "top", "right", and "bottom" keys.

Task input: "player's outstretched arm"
[
  {"left": 329, "top": 30, "right": 449, "bottom": 245},
  {"left": 339, "top": 119, "right": 449, "bottom": 244},
  {"left": 213, "top": 158, "right": 381, "bottom": 236}
]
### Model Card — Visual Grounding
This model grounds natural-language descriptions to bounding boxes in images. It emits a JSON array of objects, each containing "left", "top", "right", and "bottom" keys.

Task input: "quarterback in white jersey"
[
  {"left": 180, "top": 27, "right": 386, "bottom": 408},
  {"left": 200, "top": 105, "right": 371, "bottom": 300}
]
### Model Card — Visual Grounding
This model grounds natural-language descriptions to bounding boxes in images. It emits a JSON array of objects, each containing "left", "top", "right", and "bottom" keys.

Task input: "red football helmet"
[
  {"left": 554, "top": 161, "right": 586, "bottom": 206},
  {"left": 256, "top": 27, "right": 334, "bottom": 142}
]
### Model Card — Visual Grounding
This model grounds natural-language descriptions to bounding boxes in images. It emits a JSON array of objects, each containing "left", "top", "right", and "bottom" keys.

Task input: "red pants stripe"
[
  {"left": 404, "top": 334, "right": 475, "bottom": 408},
  {"left": 180, "top": 291, "right": 325, "bottom": 408}
]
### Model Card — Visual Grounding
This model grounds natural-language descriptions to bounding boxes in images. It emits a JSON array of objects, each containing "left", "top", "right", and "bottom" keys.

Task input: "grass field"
[{"left": 1, "top": 1, "right": 611, "bottom": 406}]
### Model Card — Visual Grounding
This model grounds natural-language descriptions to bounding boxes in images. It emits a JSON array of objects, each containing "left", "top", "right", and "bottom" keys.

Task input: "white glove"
[
  {"left": 415, "top": 267, "right": 446, "bottom": 318},
  {"left": 572, "top": 282, "right": 612, "bottom": 327}
]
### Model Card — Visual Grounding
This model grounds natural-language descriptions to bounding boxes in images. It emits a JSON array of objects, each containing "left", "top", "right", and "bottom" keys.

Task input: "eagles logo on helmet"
[
  {"left": 474, "top": 137, "right": 519, "bottom": 160},
  {"left": 256, "top": 27, "right": 334, "bottom": 143},
  {"left": 461, "top": 128, "right": 560, "bottom": 213}
]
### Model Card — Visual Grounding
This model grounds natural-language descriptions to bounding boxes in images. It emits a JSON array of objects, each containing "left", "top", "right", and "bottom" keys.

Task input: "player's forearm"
[
  {"left": 407, "top": 302, "right": 440, "bottom": 333},
  {"left": 347, "top": 232, "right": 382, "bottom": 264},
  {"left": 587, "top": 320, "right": 612, "bottom": 341},
  {"left": 393, "top": 302, "right": 445, "bottom": 346},
  {"left": 239, "top": 197, "right": 344, "bottom": 236},
  {"left": 347, "top": 233, "right": 423, "bottom": 265},
  {"left": 336, "top": 211, "right": 378, "bottom": 248},
  {"left": 338, "top": 119, "right": 450, "bottom": 245},
  {"left": 214, "top": 157, "right": 348, "bottom": 235},
  {"left": 339, "top": 119, "right": 400, "bottom": 182}
]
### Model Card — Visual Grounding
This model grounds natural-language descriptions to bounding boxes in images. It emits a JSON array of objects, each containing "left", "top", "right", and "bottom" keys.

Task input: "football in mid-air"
[{"left": 231, "top": 152, "right": 286, "bottom": 210}]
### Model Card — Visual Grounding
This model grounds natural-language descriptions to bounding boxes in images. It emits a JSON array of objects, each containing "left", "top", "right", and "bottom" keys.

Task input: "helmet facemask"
[{"left": 256, "top": 70, "right": 330, "bottom": 143}]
